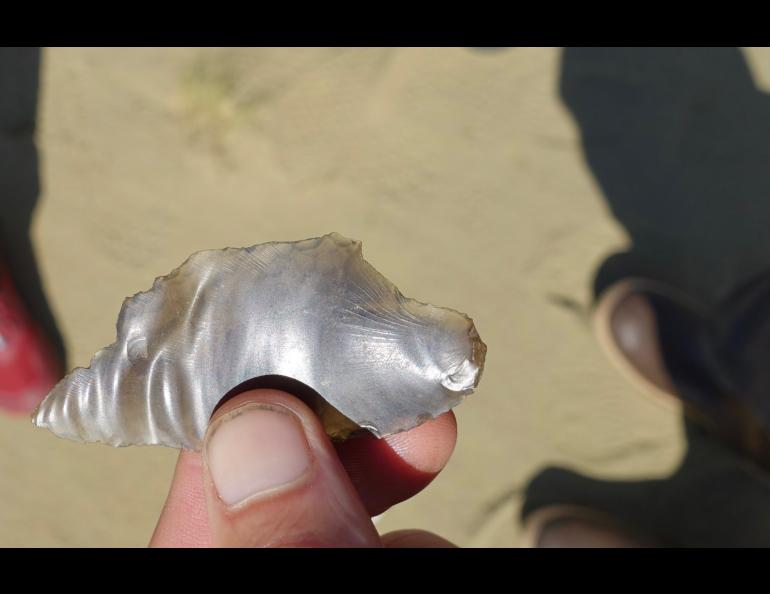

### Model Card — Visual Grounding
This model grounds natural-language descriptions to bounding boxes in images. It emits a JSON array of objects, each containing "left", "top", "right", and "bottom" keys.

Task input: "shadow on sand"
[
  {"left": 522, "top": 48, "right": 770, "bottom": 546},
  {"left": 0, "top": 48, "right": 66, "bottom": 372}
]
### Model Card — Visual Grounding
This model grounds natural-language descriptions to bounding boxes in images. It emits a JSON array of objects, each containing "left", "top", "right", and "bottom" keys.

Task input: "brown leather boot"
[
  {"left": 593, "top": 277, "right": 770, "bottom": 470},
  {"left": 521, "top": 504, "right": 656, "bottom": 548}
]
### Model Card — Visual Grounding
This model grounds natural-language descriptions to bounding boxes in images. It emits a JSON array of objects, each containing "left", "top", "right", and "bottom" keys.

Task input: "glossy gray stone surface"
[{"left": 33, "top": 233, "right": 486, "bottom": 450}]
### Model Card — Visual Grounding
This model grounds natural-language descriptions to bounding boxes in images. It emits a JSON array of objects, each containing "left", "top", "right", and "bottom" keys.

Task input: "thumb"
[{"left": 201, "top": 389, "right": 382, "bottom": 547}]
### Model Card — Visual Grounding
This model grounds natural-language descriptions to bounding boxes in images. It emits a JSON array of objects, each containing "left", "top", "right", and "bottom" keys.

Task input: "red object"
[{"left": 0, "top": 263, "right": 61, "bottom": 414}]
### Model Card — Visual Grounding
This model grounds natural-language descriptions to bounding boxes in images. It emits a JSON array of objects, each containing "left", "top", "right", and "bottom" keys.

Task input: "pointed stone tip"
[{"left": 30, "top": 398, "right": 47, "bottom": 428}]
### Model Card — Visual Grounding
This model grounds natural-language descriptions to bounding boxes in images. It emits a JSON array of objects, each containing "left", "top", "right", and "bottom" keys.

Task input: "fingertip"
[
  {"left": 201, "top": 388, "right": 380, "bottom": 547},
  {"left": 209, "top": 388, "right": 322, "bottom": 433},
  {"left": 335, "top": 411, "right": 458, "bottom": 516},
  {"left": 383, "top": 411, "right": 457, "bottom": 474}
]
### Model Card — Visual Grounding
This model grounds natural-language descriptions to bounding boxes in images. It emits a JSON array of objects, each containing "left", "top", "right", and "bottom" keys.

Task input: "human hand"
[{"left": 150, "top": 389, "right": 458, "bottom": 547}]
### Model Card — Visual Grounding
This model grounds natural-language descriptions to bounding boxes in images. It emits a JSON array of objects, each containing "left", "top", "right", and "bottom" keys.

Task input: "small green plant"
[{"left": 178, "top": 50, "right": 260, "bottom": 153}]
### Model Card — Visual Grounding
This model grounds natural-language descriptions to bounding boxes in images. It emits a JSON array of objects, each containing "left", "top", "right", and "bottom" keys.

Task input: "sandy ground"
[{"left": 2, "top": 47, "right": 770, "bottom": 547}]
